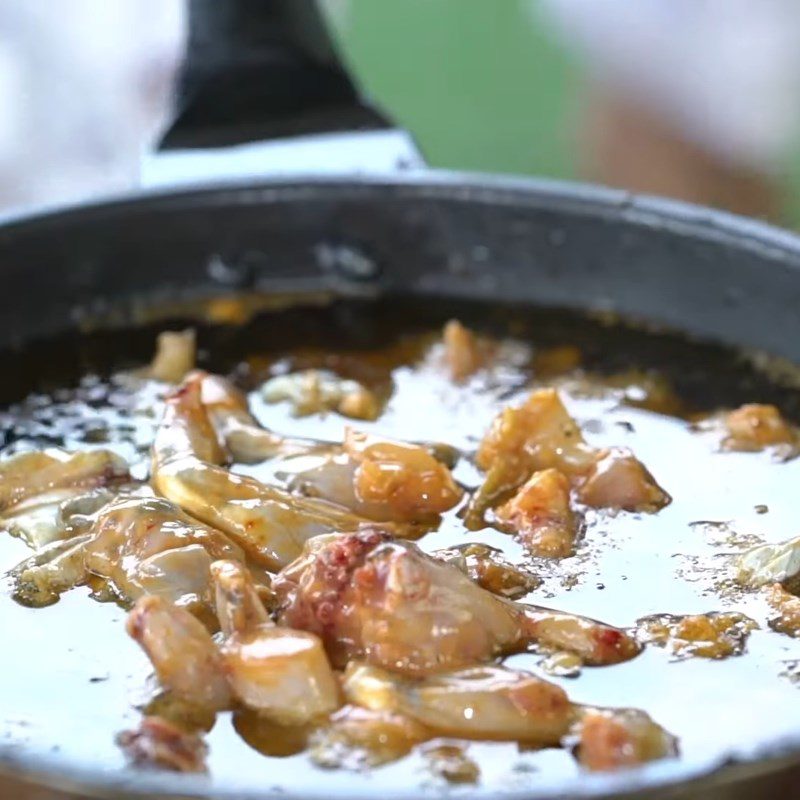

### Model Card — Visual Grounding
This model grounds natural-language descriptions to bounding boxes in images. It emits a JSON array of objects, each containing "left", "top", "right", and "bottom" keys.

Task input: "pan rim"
[{"left": 0, "top": 170, "right": 798, "bottom": 266}]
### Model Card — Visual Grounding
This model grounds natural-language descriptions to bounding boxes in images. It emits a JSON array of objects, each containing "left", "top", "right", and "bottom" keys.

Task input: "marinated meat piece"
[
  {"left": 343, "top": 661, "right": 674, "bottom": 773},
  {"left": 211, "top": 560, "right": 340, "bottom": 725},
  {"left": 275, "top": 529, "right": 524, "bottom": 673},
  {"left": 576, "top": 448, "right": 670, "bottom": 513},
  {"left": 127, "top": 567, "right": 339, "bottom": 725},
  {"left": 470, "top": 388, "right": 669, "bottom": 525},
  {"left": 344, "top": 429, "right": 463, "bottom": 523},
  {"left": 475, "top": 388, "right": 595, "bottom": 496},
  {"left": 0, "top": 449, "right": 128, "bottom": 513},
  {"left": 343, "top": 662, "right": 574, "bottom": 745},
  {"left": 524, "top": 607, "right": 640, "bottom": 666},
  {"left": 199, "top": 371, "right": 460, "bottom": 525},
  {"left": 1, "top": 486, "right": 114, "bottom": 549},
  {"left": 127, "top": 595, "right": 232, "bottom": 711},
  {"left": 86, "top": 496, "right": 246, "bottom": 608},
  {"left": 574, "top": 709, "right": 677, "bottom": 772},
  {"left": 495, "top": 468, "right": 579, "bottom": 558},
  {"left": 11, "top": 533, "right": 95, "bottom": 607},
  {"left": 274, "top": 530, "right": 640, "bottom": 673},
  {"left": 724, "top": 404, "right": 797, "bottom": 451},
  {"left": 117, "top": 716, "right": 208, "bottom": 773},
  {"left": 288, "top": 430, "right": 461, "bottom": 525},
  {"left": 636, "top": 612, "right": 757, "bottom": 659},
  {"left": 212, "top": 558, "right": 272, "bottom": 635},
  {"left": 152, "top": 375, "right": 378, "bottom": 570}
]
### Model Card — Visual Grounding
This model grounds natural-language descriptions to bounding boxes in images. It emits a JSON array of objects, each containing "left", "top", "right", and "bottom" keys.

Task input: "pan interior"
[{"left": 1, "top": 295, "right": 800, "bottom": 799}]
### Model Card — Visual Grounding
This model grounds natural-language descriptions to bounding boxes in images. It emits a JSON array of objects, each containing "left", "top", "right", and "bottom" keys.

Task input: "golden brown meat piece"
[
  {"left": 343, "top": 661, "right": 674, "bottom": 775},
  {"left": 86, "top": 496, "right": 246, "bottom": 609},
  {"left": 117, "top": 716, "right": 208, "bottom": 773},
  {"left": 636, "top": 612, "right": 757, "bottom": 659},
  {"left": 574, "top": 709, "right": 677, "bottom": 772},
  {"left": 525, "top": 606, "right": 640, "bottom": 666},
  {"left": 723, "top": 403, "right": 797, "bottom": 451},
  {"left": 576, "top": 448, "right": 670, "bottom": 513},
  {"left": 197, "top": 371, "right": 460, "bottom": 526},
  {"left": 199, "top": 372, "right": 322, "bottom": 464},
  {"left": 274, "top": 530, "right": 640, "bottom": 673},
  {"left": 314, "top": 662, "right": 673, "bottom": 773},
  {"left": 127, "top": 595, "right": 232, "bottom": 711},
  {"left": 152, "top": 374, "right": 376, "bottom": 570},
  {"left": 766, "top": 583, "right": 800, "bottom": 637},
  {"left": 495, "top": 468, "right": 579, "bottom": 558},
  {"left": 0, "top": 486, "right": 116, "bottom": 550},
  {"left": 442, "top": 320, "right": 491, "bottom": 382},
  {"left": 343, "top": 429, "right": 463, "bottom": 523},
  {"left": 287, "top": 430, "right": 461, "bottom": 527},
  {"left": 469, "top": 388, "right": 669, "bottom": 525},
  {"left": 10, "top": 495, "right": 251, "bottom": 611},
  {"left": 344, "top": 663, "right": 575, "bottom": 745},
  {"left": 127, "top": 564, "right": 340, "bottom": 724},
  {"left": 476, "top": 388, "right": 594, "bottom": 492}
]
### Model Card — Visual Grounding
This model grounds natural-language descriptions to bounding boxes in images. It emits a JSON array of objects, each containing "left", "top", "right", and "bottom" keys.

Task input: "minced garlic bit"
[
  {"left": 736, "top": 536, "right": 800, "bottom": 588},
  {"left": 636, "top": 612, "right": 757, "bottom": 659},
  {"left": 422, "top": 741, "right": 481, "bottom": 784}
]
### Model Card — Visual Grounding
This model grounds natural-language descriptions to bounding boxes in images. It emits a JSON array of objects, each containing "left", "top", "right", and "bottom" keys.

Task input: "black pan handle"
[{"left": 160, "top": 0, "right": 392, "bottom": 150}]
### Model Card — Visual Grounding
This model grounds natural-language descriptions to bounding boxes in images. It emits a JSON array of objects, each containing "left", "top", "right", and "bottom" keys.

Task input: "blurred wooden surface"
[{"left": 3, "top": 766, "right": 800, "bottom": 800}]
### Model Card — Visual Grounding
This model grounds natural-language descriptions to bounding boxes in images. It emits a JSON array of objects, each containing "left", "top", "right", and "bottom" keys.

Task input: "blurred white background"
[{"left": 0, "top": 0, "right": 184, "bottom": 214}]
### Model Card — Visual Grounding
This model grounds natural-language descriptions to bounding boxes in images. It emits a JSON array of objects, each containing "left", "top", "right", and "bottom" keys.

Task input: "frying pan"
[{"left": 2, "top": 2, "right": 800, "bottom": 798}]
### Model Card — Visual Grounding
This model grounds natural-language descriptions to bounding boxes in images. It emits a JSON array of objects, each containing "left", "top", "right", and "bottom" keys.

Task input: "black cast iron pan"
[{"left": 2, "top": 2, "right": 800, "bottom": 798}]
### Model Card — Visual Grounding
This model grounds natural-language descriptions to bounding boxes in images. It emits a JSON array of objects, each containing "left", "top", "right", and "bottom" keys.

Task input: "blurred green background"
[
  {"left": 324, "top": 0, "right": 577, "bottom": 179},
  {"left": 324, "top": 0, "right": 800, "bottom": 226}
]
